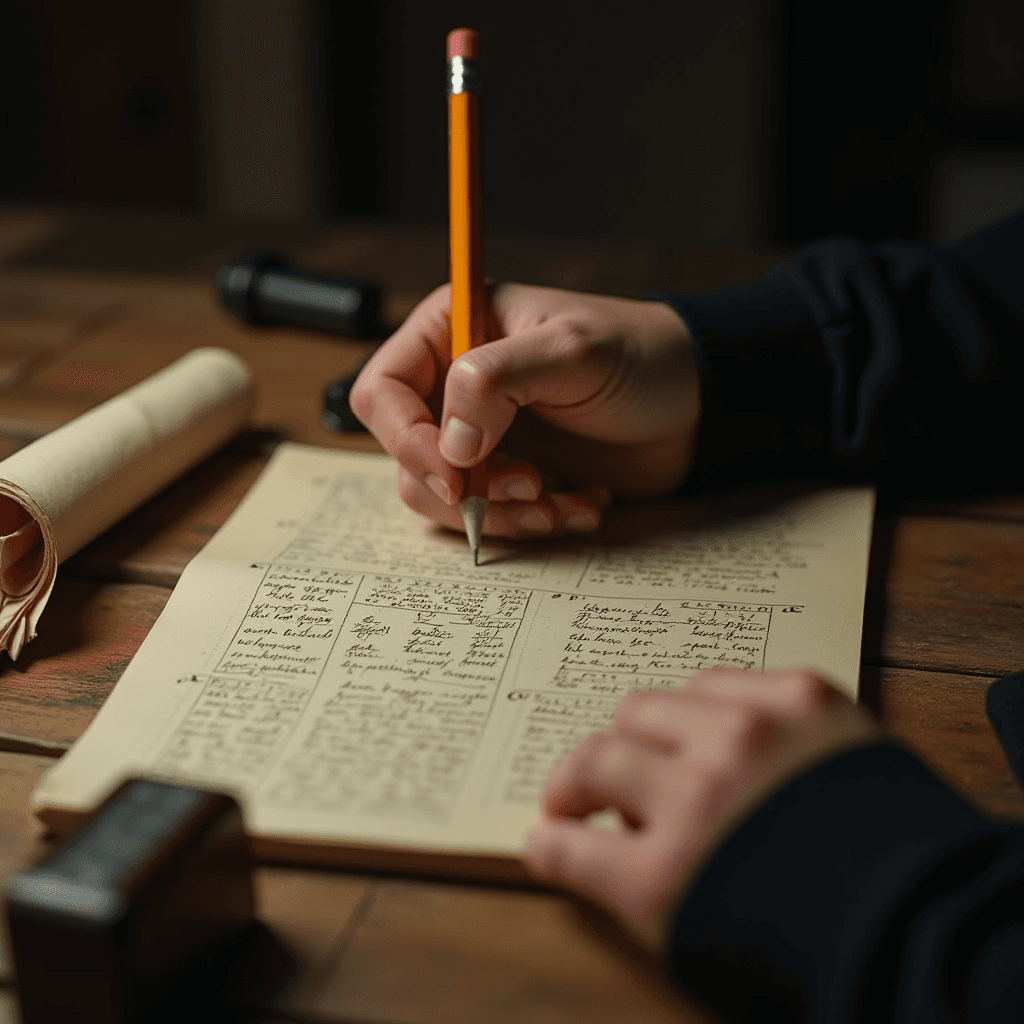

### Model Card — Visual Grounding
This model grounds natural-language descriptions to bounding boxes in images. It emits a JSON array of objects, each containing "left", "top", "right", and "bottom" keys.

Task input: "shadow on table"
[{"left": 858, "top": 509, "right": 898, "bottom": 718}]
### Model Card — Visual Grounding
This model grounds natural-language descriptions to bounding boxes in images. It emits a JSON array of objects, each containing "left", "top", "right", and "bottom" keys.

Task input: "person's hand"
[
  {"left": 349, "top": 283, "right": 700, "bottom": 538},
  {"left": 522, "top": 668, "right": 881, "bottom": 951}
]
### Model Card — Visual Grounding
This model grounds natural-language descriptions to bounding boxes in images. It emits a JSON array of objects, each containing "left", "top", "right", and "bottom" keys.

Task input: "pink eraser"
[{"left": 446, "top": 28, "right": 480, "bottom": 60}]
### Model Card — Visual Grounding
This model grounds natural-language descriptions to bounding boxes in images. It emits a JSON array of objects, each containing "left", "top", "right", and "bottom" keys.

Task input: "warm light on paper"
[{"left": 32, "top": 446, "right": 873, "bottom": 879}]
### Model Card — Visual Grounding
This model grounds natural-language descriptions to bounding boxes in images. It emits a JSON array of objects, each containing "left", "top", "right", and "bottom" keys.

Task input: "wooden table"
[{"left": 0, "top": 207, "right": 1021, "bottom": 1024}]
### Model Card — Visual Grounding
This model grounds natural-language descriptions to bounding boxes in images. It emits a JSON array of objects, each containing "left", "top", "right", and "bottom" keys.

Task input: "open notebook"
[{"left": 32, "top": 444, "right": 874, "bottom": 881}]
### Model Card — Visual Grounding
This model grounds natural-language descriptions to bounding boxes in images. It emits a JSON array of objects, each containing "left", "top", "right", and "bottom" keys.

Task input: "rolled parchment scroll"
[{"left": 0, "top": 347, "right": 255, "bottom": 659}]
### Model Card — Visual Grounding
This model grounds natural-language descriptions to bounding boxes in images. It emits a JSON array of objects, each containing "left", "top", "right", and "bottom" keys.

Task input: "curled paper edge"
[{"left": 0, "top": 484, "right": 57, "bottom": 660}]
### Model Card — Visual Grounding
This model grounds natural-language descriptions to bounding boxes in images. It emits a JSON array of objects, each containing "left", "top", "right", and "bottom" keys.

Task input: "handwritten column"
[
  {"left": 497, "top": 597, "right": 777, "bottom": 805},
  {"left": 260, "top": 576, "right": 530, "bottom": 821},
  {"left": 150, "top": 566, "right": 359, "bottom": 788}
]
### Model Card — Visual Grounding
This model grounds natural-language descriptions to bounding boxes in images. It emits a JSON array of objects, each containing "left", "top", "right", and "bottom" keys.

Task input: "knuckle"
[
  {"left": 688, "top": 667, "right": 743, "bottom": 693},
  {"left": 549, "top": 321, "right": 594, "bottom": 363},
  {"left": 613, "top": 689, "right": 654, "bottom": 725},
  {"left": 566, "top": 731, "right": 613, "bottom": 780},
  {"left": 777, "top": 670, "right": 830, "bottom": 716},
  {"left": 390, "top": 421, "right": 435, "bottom": 470},
  {"left": 724, "top": 704, "right": 762, "bottom": 739},
  {"left": 705, "top": 705, "right": 768, "bottom": 759},
  {"left": 662, "top": 772, "right": 714, "bottom": 833},
  {"left": 447, "top": 352, "right": 491, "bottom": 402}
]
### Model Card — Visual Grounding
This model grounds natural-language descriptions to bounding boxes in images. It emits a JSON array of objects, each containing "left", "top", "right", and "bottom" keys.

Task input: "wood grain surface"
[
  {"left": 874, "top": 667, "right": 1024, "bottom": 819},
  {"left": 235, "top": 867, "right": 376, "bottom": 1019},
  {"left": 0, "top": 580, "right": 170, "bottom": 751},
  {"left": 308, "top": 879, "right": 712, "bottom": 1024},
  {"left": 867, "top": 514, "right": 1024, "bottom": 676}
]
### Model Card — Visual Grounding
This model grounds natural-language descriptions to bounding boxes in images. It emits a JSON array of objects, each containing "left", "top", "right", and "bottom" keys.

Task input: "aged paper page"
[
  {"left": 0, "top": 347, "right": 254, "bottom": 658},
  {"left": 33, "top": 444, "right": 874, "bottom": 871}
]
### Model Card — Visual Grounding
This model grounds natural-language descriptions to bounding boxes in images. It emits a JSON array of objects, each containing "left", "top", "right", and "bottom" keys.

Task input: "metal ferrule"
[{"left": 447, "top": 56, "right": 481, "bottom": 96}]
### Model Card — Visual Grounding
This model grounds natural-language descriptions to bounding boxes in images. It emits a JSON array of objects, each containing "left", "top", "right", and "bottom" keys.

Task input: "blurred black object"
[
  {"left": 5, "top": 778, "right": 257, "bottom": 1024},
  {"left": 321, "top": 349, "right": 378, "bottom": 432},
  {"left": 216, "top": 252, "right": 383, "bottom": 433},
  {"left": 216, "top": 252, "right": 383, "bottom": 339}
]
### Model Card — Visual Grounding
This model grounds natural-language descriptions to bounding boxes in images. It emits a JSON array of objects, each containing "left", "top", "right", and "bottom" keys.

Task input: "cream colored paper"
[
  {"left": 32, "top": 445, "right": 874, "bottom": 874},
  {"left": 0, "top": 348, "right": 255, "bottom": 658}
]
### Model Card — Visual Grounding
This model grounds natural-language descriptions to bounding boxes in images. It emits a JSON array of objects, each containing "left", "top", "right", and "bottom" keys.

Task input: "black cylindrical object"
[
  {"left": 321, "top": 347, "right": 379, "bottom": 432},
  {"left": 215, "top": 252, "right": 383, "bottom": 338}
]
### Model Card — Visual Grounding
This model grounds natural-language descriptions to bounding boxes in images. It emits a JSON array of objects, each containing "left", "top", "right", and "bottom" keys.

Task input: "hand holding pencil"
[
  {"left": 349, "top": 33, "right": 702, "bottom": 545},
  {"left": 350, "top": 279, "right": 700, "bottom": 531}
]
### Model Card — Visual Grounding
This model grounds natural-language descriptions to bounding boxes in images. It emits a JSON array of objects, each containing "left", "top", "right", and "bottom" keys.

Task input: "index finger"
[{"left": 350, "top": 285, "right": 463, "bottom": 496}]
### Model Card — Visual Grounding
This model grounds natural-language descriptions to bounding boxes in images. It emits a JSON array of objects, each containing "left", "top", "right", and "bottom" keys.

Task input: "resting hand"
[
  {"left": 349, "top": 283, "right": 700, "bottom": 537},
  {"left": 522, "top": 669, "right": 880, "bottom": 950}
]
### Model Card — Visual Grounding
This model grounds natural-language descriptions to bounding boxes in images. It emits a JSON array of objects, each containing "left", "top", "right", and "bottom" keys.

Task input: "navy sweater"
[{"left": 655, "top": 211, "right": 1024, "bottom": 1022}]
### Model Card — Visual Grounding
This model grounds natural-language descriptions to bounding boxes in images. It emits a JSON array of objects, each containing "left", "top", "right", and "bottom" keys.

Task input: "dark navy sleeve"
[
  {"left": 652, "top": 210, "right": 1024, "bottom": 494},
  {"left": 650, "top": 215, "right": 1024, "bottom": 1020},
  {"left": 663, "top": 742, "right": 1024, "bottom": 1023}
]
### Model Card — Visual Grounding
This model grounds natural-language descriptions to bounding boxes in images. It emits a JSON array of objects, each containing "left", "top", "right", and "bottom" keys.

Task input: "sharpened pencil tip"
[{"left": 460, "top": 494, "right": 487, "bottom": 570}]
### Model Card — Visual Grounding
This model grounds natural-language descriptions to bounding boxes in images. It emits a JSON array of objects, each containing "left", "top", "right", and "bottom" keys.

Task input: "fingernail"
[
  {"left": 566, "top": 511, "right": 599, "bottom": 532},
  {"left": 425, "top": 473, "right": 454, "bottom": 504},
  {"left": 440, "top": 416, "right": 482, "bottom": 464},
  {"left": 502, "top": 476, "right": 538, "bottom": 501},
  {"left": 519, "top": 509, "right": 552, "bottom": 533},
  {"left": 587, "top": 484, "right": 612, "bottom": 510}
]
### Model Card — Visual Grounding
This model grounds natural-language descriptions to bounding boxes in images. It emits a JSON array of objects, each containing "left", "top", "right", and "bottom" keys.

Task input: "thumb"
[{"left": 437, "top": 321, "right": 618, "bottom": 467}]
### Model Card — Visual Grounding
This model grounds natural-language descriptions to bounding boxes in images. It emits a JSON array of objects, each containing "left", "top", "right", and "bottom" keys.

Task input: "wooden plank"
[
  {"left": 900, "top": 493, "right": 1024, "bottom": 524},
  {"left": 0, "top": 267, "right": 124, "bottom": 406},
  {"left": 0, "top": 308, "right": 385, "bottom": 450},
  {"left": 873, "top": 595, "right": 1024, "bottom": 677},
  {"left": 0, "top": 393, "right": 99, "bottom": 438},
  {"left": 0, "top": 313, "right": 85, "bottom": 394},
  {"left": 867, "top": 515, "right": 1024, "bottom": 676},
  {"left": 0, "top": 272, "right": 220, "bottom": 333},
  {"left": 0, "top": 439, "right": 26, "bottom": 463},
  {"left": 885, "top": 515, "right": 1024, "bottom": 603},
  {"left": 0, "top": 580, "right": 170, "bottom": 750},
  {"left": 236, "top": 868, "right": 375, "bottom": 1019},
  {"left": 310, "top": 880, "right": 714, "bottom": 1024},
  {"left": 299, "top": 225, "right": 448, "bottom": 295},
  {"left": 871, "top": 666, "right": 1024, "bottom": 820}
]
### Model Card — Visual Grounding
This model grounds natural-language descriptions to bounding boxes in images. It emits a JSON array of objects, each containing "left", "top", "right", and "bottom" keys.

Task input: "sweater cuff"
[
  {"left": 649, "top": 272, "right": 834, "bottom": 488},
  {"left": 664, "top": 743, "right": 999, "bottom": 1023}
]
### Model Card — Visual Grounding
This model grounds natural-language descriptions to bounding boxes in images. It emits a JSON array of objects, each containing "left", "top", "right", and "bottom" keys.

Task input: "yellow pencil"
[{"left": 447, "top": 27, "right": 488, "bottom": 566}]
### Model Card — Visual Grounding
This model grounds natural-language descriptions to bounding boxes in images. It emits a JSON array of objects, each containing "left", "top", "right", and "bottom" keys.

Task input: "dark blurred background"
[{"left": 1, "top": 0, "right": 1022, "bottom": 260}]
